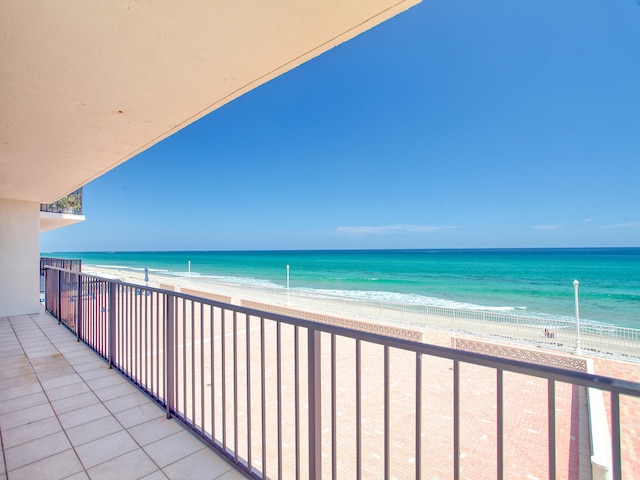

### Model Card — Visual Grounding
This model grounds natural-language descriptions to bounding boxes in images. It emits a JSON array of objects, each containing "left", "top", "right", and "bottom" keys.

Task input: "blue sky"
[{"left": 42, "top": 0, "right": 640, "bottom": 252}]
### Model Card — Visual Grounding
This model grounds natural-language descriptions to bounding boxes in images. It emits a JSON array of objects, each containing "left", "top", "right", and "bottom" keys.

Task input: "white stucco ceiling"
[{"left": 1, "top": 0, "right": 419, "bottom": 204}]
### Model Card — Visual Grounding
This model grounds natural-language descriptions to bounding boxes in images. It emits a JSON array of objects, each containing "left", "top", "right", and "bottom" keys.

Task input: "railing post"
[
  {"left": 165, "top": 294, "right": 175, "bottom": 419},
  {"left": 611, "top": 393, "right": 622, "bottom": 480},
  {"left": 43, "top": 267, "right": 50, "bottom": 314},
  {"left": 108, "top": 281, "right": 116, "bottom": 368},
  {"left": 308, "top": 328, "right": 322, "bottom": 479},
  {"left": 57, "top": 268, "right": 62, "bottom": 324},
  {"left": 76, "top": 273, "right": 82, "bottom": 342},
  {"left": 497, "top": 369, "right": 504, "bottom": 479},
  {"left": 384, "top": 345, "right": 390, "bottom": 480},
  {"left": 548, "top": 380, "right": 557, "bottom": 480},
  {"left": 453, "top": 359, "right": 460, "bottom": 480}
]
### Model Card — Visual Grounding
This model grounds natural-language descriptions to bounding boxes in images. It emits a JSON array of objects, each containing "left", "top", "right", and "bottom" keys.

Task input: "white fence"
[{"left": 200, "top": 281, "right": 640, "bottom": 361}]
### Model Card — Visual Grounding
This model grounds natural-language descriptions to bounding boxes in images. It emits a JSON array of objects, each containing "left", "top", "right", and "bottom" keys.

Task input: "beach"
[{"left": 82, "top": 262, "right": 640, "bottom": 363}]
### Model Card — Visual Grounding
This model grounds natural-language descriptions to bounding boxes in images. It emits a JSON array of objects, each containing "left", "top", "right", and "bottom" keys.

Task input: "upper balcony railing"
[
  {"left": 40, "top": 257, "right": 82, "bottom": 277},
  {"left": 40, "top": 187, "right": 83, "bottom": 215},
  {"left": 43, "top": 266, "right": 640, "bottom": 480}
]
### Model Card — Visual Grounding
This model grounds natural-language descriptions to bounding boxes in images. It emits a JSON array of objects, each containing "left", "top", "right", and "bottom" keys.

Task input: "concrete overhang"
[
  {"left": 39, "top": 211, "right": 86, "bottom": 233},
  {"left": 1, "top": 0, "right": 420, "bottom": 204}
]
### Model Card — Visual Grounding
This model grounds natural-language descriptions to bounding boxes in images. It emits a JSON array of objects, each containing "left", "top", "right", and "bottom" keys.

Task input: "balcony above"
[{"left": 40, "top": 189, "right": 85, "bottom": 232}]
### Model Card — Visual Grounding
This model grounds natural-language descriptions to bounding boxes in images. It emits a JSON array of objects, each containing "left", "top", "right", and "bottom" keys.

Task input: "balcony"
[
  {"left": 2, "top": 266, "right": 639, "bottom": 479},
  {"left": 39, "top": 189, "right": 85, "bottom": 233},
  {"left": 0, "top": 310, "right": 242, "bottom": 479}
]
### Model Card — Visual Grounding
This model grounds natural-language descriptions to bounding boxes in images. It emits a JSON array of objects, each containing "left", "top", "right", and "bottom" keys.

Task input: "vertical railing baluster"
[
  {"left": 76, "top": 274, "right": 82, "bottom": 341},
  {"left": 548, "top": 379, "right": 556, "bottom": 480},
  {"left": 134, "top": 288, "right": 139, "bottom": 380},
  {"left": 165, "top": 294, "right": 175, "bottom": 419},
  {"left": 222, "top": 308, "right": 227, "bottom": 449},
  {"left": 384, "top": 345, "right": 390, "bottom": 480},
  {"left": 261, "top": 317, "right": 267, "bottom": 477},
  {"left": 497, "top": 369, "right": 504, "bottom": 480},
  {"left": 294, "top": 325, "right": 300, "bottom": 480},
  {"left": 57, "top": 269, "right": 62, "bottom": 324},
  {"left": 331, "top": 334, "right": 337, "bottom": 480},
  {"left": 108, "top": 281, "right": 116, "bottom": 368},
  {"left": 136, "top": 289, "right": 141, "bottom": 380},
  {"left": 114, "top": 285, "right": 119, "bottom": 371},
  {"left": 174, "top": 298, "right": 179, "bottom": 416},
  {"left": 150, "top": 292, "right": 154, "bottom": 397},
  {"left": 453, "top": 360, "right": 460, "bottom": 480},
  {"left": 101, "top": 280, "right": 106, "bottom": 354},
  {"left": 234, "top": 311, "right": 239, "bottom": 462},
  {"left": 611, "top": 392, "right": 621, "bottom": 480},
  {"left": 416, "top": 352, "right": 422, "bottom": 480},
  {"left": 182, "top": 299, "right": 186, "bottom": 416},
  {"left": 201, "top": 303, "right": 205, "bottom": 436},
  {"left": 144, "top": 289, "right": 149, "bottom": 389},
  {"left": 308, "top": 328, "right": 322, "bottom": 480},
  {"left": 156, "top": 292, "right": 161, "bottom": 401},
  {"left": 211, "top": 306, "right": 216, "bottom": 443},
  {"left": 246, "top": 313, "right": 252, "bottom": 471},
  {"left": 356, "top": 338, "right": 362, "bottom": 480},
  {"left": 277, "top": 321, "right": 282, "bottom": 479},
  {"left": 191, "top": 301, "right": 195, "bottom": 426},
  {"left": 128, "top": 286, "right": 133, "bottom": 376}
]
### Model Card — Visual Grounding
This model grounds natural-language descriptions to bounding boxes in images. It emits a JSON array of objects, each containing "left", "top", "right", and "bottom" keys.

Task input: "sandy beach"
[{"left": 84, "top": 264, "right": 640, "bottom": 365}]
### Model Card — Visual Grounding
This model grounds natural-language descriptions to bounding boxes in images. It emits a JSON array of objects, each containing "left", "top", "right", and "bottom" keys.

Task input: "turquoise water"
[{"left": 43, "top": 248, "right": 640, "bottom": 328}]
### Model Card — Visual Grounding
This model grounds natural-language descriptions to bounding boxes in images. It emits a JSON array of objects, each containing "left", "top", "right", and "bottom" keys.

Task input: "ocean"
[{"left": 44, "top": 248, "right": 640, "bottom": 329}]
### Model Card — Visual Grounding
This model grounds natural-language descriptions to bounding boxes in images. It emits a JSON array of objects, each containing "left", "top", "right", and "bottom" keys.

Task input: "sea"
[{"left": 43, "top": 248, "right": 640, "bottom": 330}]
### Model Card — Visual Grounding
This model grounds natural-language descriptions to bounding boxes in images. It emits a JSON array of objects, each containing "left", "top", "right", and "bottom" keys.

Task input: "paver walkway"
[{"left": 0, "top": 312, "right": 244, "bottom": 480}]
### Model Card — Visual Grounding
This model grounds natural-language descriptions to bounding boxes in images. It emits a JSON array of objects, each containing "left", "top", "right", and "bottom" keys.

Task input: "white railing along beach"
[{"left": 183, "top": 279, "right": 640, "bottom": 361}]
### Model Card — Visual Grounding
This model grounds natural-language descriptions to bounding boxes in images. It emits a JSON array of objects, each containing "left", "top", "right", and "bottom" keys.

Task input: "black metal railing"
[
  {"left": 43, "top": 266, "right": 640, "bottom": 480},
  {"left": 40, "top": 188, "right": 83, "bottom": 215},
  {"left": 40, "top": 257, "right": 82, "bottom": 277}
]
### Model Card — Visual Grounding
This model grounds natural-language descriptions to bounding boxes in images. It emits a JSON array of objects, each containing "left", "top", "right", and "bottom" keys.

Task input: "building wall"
[{"left": 0, "top": 199, "right": 40, "bottom": 316}]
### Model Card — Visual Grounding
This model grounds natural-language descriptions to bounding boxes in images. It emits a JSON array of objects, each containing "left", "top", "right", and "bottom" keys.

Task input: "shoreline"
[
  {"left": 82, "top": 264, "right": 640, "bottom": 365},
  {"left": 50, "top": 247, "right": 640, "bottom": 330}
]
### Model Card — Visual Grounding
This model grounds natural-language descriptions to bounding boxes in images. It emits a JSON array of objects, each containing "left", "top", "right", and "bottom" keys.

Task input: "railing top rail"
[{"left": 45, "top": 266, "right": 640, "bottom": 398}]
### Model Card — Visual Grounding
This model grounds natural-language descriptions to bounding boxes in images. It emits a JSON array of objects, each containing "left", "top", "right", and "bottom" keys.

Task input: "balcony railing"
[
  {"left": 40, "top": 256, "right": 82, "bottom": 277},
  {"left": 43, "top": 266, "right": 640, "bottom": 480},
  {"left": 40, "top": 187, "right": 83, "bottom": 215}
]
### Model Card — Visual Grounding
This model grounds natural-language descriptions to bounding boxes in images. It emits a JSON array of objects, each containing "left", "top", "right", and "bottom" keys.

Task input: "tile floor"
[{"left": 0, "top": 312, "right": 245, "bottom": 480}]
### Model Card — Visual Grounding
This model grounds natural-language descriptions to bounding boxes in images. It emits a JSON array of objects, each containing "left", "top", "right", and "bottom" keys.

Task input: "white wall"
[{"left": 0, "top": 199, "right": 40, "bottom": 316}]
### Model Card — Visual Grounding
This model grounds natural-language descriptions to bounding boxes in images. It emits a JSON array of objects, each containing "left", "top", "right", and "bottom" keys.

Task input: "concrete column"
[{"left": 0, "top": 199, "right": 40, "bottom": 316}]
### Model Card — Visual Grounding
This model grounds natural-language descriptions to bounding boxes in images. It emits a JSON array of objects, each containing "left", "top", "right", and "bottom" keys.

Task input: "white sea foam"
[
  {"left": 93, "top": 264, "right": 131, "bottom": 270},
  {"left": 86, "top": 263, "right": 605, "bottom": 326},
  {"left": 166, "top": 271, "right": 529, "bottom": 315},
  {"left": 173, "top": 272, "right": 282, "bottom": 289},
  {"left": 131, "top": 267, "right": 169, "bottom": 273},
  {"left": 83, "top": 270, "right": 121, "bottom": 280},
  {"left": 288, "top": 287, "right": 522, "bottom": 313},
  {"left": 90, "top": 264, "right": 169, "bottom": 273}
]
